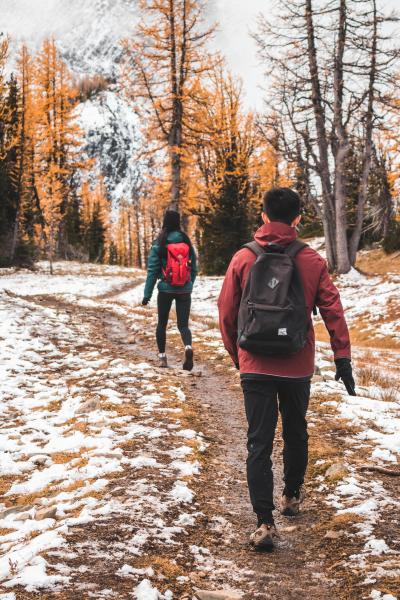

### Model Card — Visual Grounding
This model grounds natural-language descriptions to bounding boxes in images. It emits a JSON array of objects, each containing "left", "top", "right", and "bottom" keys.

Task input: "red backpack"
[{"left": 163, "top": 242, "right": 191, "bottom": 287}]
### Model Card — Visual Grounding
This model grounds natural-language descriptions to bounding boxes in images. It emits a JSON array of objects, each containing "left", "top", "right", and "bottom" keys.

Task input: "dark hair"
[
  {"left": 157, "top": 209, "right": 192, "bottom": 256},
  {"left": 263, "top": 188, "right": 301, "bottom": 225}
]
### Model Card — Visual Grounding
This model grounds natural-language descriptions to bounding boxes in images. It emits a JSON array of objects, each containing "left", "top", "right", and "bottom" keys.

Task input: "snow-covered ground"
[
  {"left": 0, "top": 259, "right": 399, "bottom": 598},
  {"left": 0, "top": 262, "right": 143, "bottom": 298},
  {"left": 115, "top": 265, "right": 400, "bottom": 344},
  {"left": 0, "top": 269, "right": 205, "bottom": 596}
]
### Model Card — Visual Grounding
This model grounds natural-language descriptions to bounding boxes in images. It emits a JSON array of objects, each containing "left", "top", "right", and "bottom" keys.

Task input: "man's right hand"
[
  {"left": 141, "top": 297, "right": 150, "bottom": 306},
  {"left": 335, "top": 358, "right": 356, "bottom": 396}
]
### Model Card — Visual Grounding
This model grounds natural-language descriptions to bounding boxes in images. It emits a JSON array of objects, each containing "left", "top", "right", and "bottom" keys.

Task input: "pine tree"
[
  {"left": 80, "top": 177, "right": 110, "bottom": 263},
  {"left": 0, "top": 37, "right": 23, "bottom": 265},
  {"left": 194, "top": 69, "right": 257, "bottom": 274}
]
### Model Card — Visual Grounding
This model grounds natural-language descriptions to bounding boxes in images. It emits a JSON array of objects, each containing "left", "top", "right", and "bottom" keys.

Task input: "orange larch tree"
[
  {"left": 33, "top": 38, "right": 83, "bottom": 271},
  {"left": 122, "top": 0, "right": 216, "bottom": 211}
]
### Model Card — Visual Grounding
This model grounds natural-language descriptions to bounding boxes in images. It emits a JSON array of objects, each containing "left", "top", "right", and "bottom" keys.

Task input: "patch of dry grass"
[
  {"left": 32, "top": 398, "right": 62, "bottom": 412},
  {"left": 357, "top": 366, "right": 395, "bottom": 388},
  {"left": 315, "top": 317, "right": 400, "bottom": 350},
  {"left": 330, "top": 512, "right": 364, "bottom": 526},
  {"left": 0, "top": 527, "right": 18, "bottom": 536},
  {"left": 63, "top": 419, "right": 91, "bottom": 435},
  {"left": 51, "top": 451, "right": 82, "bottom": 464},
  {"left": 356, "top": 248, "right": 400, "bottom": 275},
  {"left": 0, "top": 475, "right": 19, "bottom": 496},
  {"left": 356, "top": 366, "right": 399, "bottom": 402},
  {"left": 102, "top": 402, "right": 140, "bottom": 418},
  {"left": 7, "top": 483, "right": 58, "bottom": 506},
  {"left": 137, "top": 556, "right": 182, "bottom": 579}
]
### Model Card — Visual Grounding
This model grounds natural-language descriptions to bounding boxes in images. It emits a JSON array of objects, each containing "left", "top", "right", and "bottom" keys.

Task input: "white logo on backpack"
[
  {"left": 268, "top": 277, "right": 279, "bottom": 289},
  {"left": 278, "top": 328, "right": 287, "bottom": 336}
]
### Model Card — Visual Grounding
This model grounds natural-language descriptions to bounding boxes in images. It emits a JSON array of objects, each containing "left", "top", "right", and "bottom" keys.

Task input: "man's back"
[
  {"left": 217, "top": 187, "right": 354, "bottom": 550},
  {"left": 218, "top": 221, "right": 351, "bottom": 378}
]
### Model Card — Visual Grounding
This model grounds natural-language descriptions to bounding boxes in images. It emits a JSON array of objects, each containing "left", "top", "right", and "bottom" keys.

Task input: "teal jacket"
[{"left": 143, "top": 231, "right": 198, "bottom": 300}]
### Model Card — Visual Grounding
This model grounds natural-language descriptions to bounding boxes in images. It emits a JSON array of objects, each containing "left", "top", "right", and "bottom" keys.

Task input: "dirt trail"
[
  {"left": 11, "top": 287, "right": 394, "bottom": 599},
  {"left": 101, "top": 303, "right": 336, "bottom": 598},
  {"left": 16, "top": 289, "right": 339, "bottom": 600}
]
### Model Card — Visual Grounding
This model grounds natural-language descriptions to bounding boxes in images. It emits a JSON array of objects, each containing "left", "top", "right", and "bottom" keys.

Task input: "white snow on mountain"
[
  {"left": 1, "top": 0, "right": 136, "bottom": 78},
  {"left": 76, "top": 90, "right": 142, "bottom": 206},
  {"left": 1, "top": 0, "right": 140, "bottom": 207}
]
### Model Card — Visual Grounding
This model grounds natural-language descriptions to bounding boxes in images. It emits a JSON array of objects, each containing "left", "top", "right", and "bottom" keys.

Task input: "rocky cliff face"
[{"left": 2, "top": 0, "right": 141, "bottom": 206}]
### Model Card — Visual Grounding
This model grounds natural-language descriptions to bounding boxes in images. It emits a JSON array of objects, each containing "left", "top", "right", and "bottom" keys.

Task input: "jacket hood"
[
  {"left": 254, "top": 222, "right": 297, "bottom": 248},
  {"left": 167, "top": 230, "right": 184, "bottom": 243}
]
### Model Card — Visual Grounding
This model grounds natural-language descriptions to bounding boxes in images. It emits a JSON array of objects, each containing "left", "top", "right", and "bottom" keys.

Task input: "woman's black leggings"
[{"left": 156, "top": 292, "right": 192, "bottom": 353}]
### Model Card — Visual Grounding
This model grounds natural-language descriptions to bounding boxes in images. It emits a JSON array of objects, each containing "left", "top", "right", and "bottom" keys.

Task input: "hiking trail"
[{"left": 0, "top": 270, "right": 399, "bottom": 599}]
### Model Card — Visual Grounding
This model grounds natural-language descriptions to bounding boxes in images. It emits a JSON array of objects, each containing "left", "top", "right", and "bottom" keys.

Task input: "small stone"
[
  {"left": 31, "top": 455, "right": 49, "bottom": 466},
  {"left": 196, "top": 591, "right": 243, "bottom": 600},
  {"left": 93, "top": 451, "right": 123, "bottom": 459},
  {"left": 325, "top": 463, "right": 348, "bottom": 482},
  {"left": 35, "top": 506, "right": 57, "bottom": 520},
  {"left": 126, "top": 335, "right": 136, "bottom": 344},
  {"left": 281, "top": 525, "right": 297, "bottom": 533},
  {"left": 324, "top": 529, "right": 344, "bottom": 540},
  {"left": 77, "top": 399, "right": 100, "bottom": 414},
  {"left": 25, "top": 451, "right": 51, "bottom": 458},
  {"left": 15, "top": 512, "right": 32, "bottom": 521},
  {"left": 0, "top": 505, "right": 34, "bottom": 519}
]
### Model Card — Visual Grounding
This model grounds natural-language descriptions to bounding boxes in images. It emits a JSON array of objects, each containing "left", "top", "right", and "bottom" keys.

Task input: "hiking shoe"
[
  {"left": 281, "top": 485, "right": 305, "bottom": 516},
  {"left": 250, "top": 523, "right": 277, "bottom": 551},
  {"left": 183, "top": 346, "right": 193, "bottom": 371},
  {"left": 159, "top": 354, "right": 168, "bottom": 368}
]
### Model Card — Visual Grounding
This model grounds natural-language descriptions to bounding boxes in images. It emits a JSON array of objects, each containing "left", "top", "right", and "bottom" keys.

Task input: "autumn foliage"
[{"left": 1, "top": 0, "right": 400, "bottom": 274}]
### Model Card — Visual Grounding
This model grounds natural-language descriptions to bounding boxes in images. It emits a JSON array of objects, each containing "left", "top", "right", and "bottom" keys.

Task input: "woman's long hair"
[{"left": 157, "top": 210, "right": 192, "bottom": 258}]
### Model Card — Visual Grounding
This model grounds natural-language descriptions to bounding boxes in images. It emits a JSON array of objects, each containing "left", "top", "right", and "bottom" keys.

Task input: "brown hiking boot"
[
  {"left": 159, "top": 354, "right": 168, "bottom": 368},
  {"left": 183, "top": 346, "right": 193, "bottom": 371},
  {"left": 250, "top": 524, "right": 277, "bottom": 551},
  {"left": 281, "top": 486, "right": 305, "bottom": 516}
]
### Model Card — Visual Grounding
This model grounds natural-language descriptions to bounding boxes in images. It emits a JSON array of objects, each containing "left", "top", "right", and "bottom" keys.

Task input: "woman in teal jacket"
[{"left": 142, "top": 210, "right": 197, "bottom": 369}]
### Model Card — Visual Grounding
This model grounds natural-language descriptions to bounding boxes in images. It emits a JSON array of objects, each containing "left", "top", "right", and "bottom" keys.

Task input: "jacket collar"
[{"left": 254, "top": 222, "right": 297, "bottom": 248}]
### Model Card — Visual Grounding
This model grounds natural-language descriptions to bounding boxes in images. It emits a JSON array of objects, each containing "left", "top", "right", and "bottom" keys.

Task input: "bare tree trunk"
[
  {"left": 168, "top": 0, "right": 182, "bottom": 211},
  {"left": 349, "top": 3, "right": 377, "bottom": 265},
  {"left": 134, "top": 202, "right": 142, "bottom": 268},
  {"left": 127, "top": 208, "right": 133, "bottom": 267},
  {"left": 305, "top": 0, "right": 336, "bottom": 270},
  {"left": 170, "top": 142, "right": 182, "bottom": 211},
  {"left": 333, "top": 0, "right": 351, "bottom": 273}
]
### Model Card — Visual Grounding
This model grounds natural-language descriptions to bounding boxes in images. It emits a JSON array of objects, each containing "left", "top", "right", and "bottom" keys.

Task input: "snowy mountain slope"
[
  {"left": 1, "top": 0, "right": 136, "bottom": 78},
  {"left": 1, "top": 0, "right": 140, "bottom": 206},
  {"left": 76, "top": 90, "right": 142, "bottom": 206}
]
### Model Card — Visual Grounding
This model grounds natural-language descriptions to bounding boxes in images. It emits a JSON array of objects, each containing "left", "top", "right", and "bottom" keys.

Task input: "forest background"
[{"left": 1, "top": 0, "right": 400, "bottom": 276}]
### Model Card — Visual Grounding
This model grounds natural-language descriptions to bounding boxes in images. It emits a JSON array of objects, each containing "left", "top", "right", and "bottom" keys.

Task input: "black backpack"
[{"left": 237, "top": 240, "right": 309, "bottom": 356}]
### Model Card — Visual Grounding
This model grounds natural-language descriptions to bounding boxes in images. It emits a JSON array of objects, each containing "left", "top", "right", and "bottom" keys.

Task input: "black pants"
[
  {"left": 241, "top": 378, "right": 310, "bottom": 524},
  {"left": 156, "top": 292, "right": 192, "bottom": 353}
]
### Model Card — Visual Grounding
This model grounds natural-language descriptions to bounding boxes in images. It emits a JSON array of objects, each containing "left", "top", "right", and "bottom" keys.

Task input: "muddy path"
[{"left": 12, "top": 290, "right": 384, "bottom": 599}]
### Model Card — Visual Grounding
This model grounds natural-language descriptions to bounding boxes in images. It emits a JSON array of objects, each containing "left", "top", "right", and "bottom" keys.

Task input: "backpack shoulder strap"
[
  {"left": 284, "top": 239, "right": 308, "bottom": 259},
  {"left": 242, "top": 241, "right": 265, "bottom": 257}
]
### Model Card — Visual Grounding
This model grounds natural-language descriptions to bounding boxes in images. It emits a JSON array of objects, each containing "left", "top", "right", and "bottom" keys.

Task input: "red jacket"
[{"left": 218, "top": 222, "right": 351, "bottom": 378}]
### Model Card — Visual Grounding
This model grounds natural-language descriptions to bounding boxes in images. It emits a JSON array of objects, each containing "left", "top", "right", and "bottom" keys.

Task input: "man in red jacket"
[{"left": 218, "top": 188, "right": 354, "bottom": 550}]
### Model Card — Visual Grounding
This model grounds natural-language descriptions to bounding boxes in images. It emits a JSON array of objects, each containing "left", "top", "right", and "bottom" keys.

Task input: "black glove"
[
  {"left": 141, "top": 297, "right": 150, "bottom": 306},
  {"left": 335, "top": 358, "right": 356, "bottom": 396}
]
